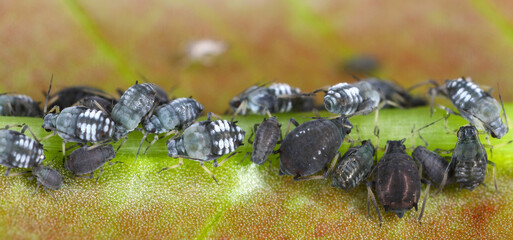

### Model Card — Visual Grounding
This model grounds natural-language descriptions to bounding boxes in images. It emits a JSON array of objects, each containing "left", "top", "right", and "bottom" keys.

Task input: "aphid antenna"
[
  {"left": 497, "top": 82, "right": 510, "bottom": 135},
  {"left": 43, "top": 74, "right": 54, "bottom": 115},
  {"left": 409, "top": 117, "right": 445, "bottom": 148}
]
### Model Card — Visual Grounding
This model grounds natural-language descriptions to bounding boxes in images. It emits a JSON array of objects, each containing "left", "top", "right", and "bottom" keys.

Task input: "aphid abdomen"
[
  {"left": 150, "top": 98, "right": 204, "bottom": 133},
  {"left": 206, "top": 120, "right": 245, "bottom": 157},
  {"left": 0, "top": 95, "right": 42, "bottom": 117},
  {"left": 446, "top": 79, "right": 484, "bottom": 112},
  {"left": 0, "top": 130, "right": 44, "bottom": 169},
  {"left": 324, "top": 83, "right": 363, "bottom": 115},
  {"left": 111, "top": 83, "right": 156, "bottom": 132},
  {"left": 65, "top": 145, "right": 115, "bottom": 175},
  {"left": 279, "top": 120, "right": 343, "bottom": 177},
  {"left": 332, "top": 141, "right": 374, "bottom": 190},
  {"left": 33, "top": 166, "right": 63, "bottom": 190},
  {"left": 376, "top": 154, "right": 421, "bottom": 215},
  {"left": 446, "top": 78, "right": 507, "bottom": 138},
  {"left": 452, "top": 126, "right": 488, "bottom": 190},
  {"left": 75, "top": 108, "right": 115, "bottom": 143},
  {"left": 268, "top": 83, "right": 300, "bottom": 113},
  {"left": 412, "top": 146, "right": 454, "bottom": 185},
  {"left": 454, "top": 159, "right": 486, "bottom": 191},
  {"left": 251, "top": 118, "right": 281, "bottom": 165}
]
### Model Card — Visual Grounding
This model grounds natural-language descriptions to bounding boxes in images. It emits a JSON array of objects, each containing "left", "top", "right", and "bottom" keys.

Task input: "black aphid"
[
  {"left": 46, "top": 86, "right": 116, "bottom": 111},
  {"left": 437, "top": 126, "right": 498, "bottom": 193},
  {"left": 65, "top": 145, "right": 116, "bottom": 182},
  {"left": 278, "top": 117, "right": 352, "bottom": 180},
  {"left": 365, "top": 78, "right": 427, "bottom": 108},
  {"left": 0, "top": 125, "right": 45, "bottom": 175},
  {"left": 341, "top": 55, "right": 380, "bottom": 76},
  {"left": 163, "top": 113, "right": 245, "bottom": 183},
  {"left": 75, "top": 95, "right": 117, "bottom": 113},
  {"left": 31, "top": 164, "right": 63, "bottom": 199},
  {"left": 412, "top": 146, "right": 455, "bottom": 186},
  {"left": 367, "top": 139, "right": 430, "bottom": 225},
  {"left": 0, "top": 94, "right": 43, "bottom": 117},
  {"left": 431, "top": 77, "right": 508, "bottom": 139},
  {"left": 331, "top": 140, "right": 375, "bottom": 190},
  {"left": 247, "top": 116, "right": 282, "bottom": 165},
  {"left": 111, "top": 83, "right": 157, "bottom": 141},
  {"left": 322, "top": 81, "right": 381, "bottom": 117}
]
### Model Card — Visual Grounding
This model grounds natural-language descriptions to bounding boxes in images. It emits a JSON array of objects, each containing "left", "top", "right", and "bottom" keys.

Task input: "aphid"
[
  {"left": 367, "top": 139, "right": 430, "bottom": 225},
  {"left": 247, "top": 116, "right": 282, "bottom": 165},
  {"left": 278, "top": 117, "right": 352, "bottom": 180},
  {"left": 437, "top": 126, "right": 498, "bottom": 193},
  {"left": 141, "top": 97, "right": 204, "bottom": 154},
  {"left": 75, "top": 95, "right": 117, "bottom": 113},
  {"left": 65, "top": 145, "right": 116, "bottom": 182},
  {"left": 0, "top": 125, "right": 45, "bottom": 175},
  {"left": 46, "top": 86, "right": 116, "bottom": 111},
  {"left": 163, "top": 113, "right": 245, "bottom": 183},
  {"left": 0, "top": 94, "right": 43, "bottom": 117},
  {"left": 412, "top": 146, "right": 455, "bottom": 186},
  {"left": 322, "top": 81, "right": 381, "bottom": 116},
  {"left": 31, "top": 164, "right": 63, "bottom": 199},
  {"left": 229, "top": 82, "right": 314, "bottom": 116},
  {"left": 431, "top": 77, "right": 508, "bottom": 139},
  {"left": 267, "top": 83, "right": 314, "bottom": 113},
  {"left": 42, "top": 106, "right": 115, "bottom": 150},
  {"left": 111, "top": 83, "right": 157, "bottom": 141},
  {"left": 364, "top": 78, "right": 427, "bottom": 108},
  {"left": 229, "top": 84, "right": 276, "bottom": 116},
  {"left": 340, "top": 54, "right": 380, "bottom": 76},
  {"left": 144, "top": 97, "right": 204, "bottom": 134},
  {"left": 331, "top": 140, "right": 375, "bottom": 190}
]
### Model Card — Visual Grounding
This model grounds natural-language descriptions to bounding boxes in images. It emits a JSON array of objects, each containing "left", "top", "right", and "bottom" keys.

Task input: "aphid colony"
[{"left": 0, "top": 77, "right": 509, "bottom": 225}]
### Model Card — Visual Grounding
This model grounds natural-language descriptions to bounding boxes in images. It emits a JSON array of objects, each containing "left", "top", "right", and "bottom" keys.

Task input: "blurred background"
[{"left": 1, "top": 0, "right": 513, "bottom": 113}]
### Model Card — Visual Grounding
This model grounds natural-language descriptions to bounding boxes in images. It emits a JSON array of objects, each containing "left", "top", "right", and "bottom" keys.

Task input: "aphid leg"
[
  {"left": 32, "top": 183, "right": 41, "bottom": 197},
  {"left": 487, "top": 160, "right": 499, "bottom": 193},
  {"left": 418, "top": 179, "right": 431, "bottom": 225},
  {"left": 237, "top": 152, "right": 250, "bottom": 165},
  {"left": 200, "top": 162, "right": 219, "bottom": 185},
  {"left": 285, "top": 117, "right": 300, "bottom": 135},
  {"left": 135, "top": 131, "right": 149, "bottom": 161},
  {"left": 19, "top": 125, "right": 40, "bottom": 142},
  {"left": 42, "top": 186, "right": 57, "bottom": 201},
  {"left": 115, "top": 136, "right": 129, "bottom": 154},
  {"left": 323, "top": 152, "right": 341, "bottom": 178},
  {"left": 92, "top": 100, "right": 109, "bottom": 115},
  {"left": 95, "top": 167, "right": 104, "bottom": 185},
  {"left": 435, "top": 163, "right": 452, "bottom": 195},
  {"left": 438, "top": 106, "right": 459, "bottom": 135},
  {"left": 5, "top": 170, "right": 32, "bottom": 177},
  {"left": 366, "top": 181, "right": 382, "bottom": 226},
  {"left": 39, "top": 132, "right": 57, "bottom": 142},
  {"left": 214, "top": 152, "right": 237, "bottom": 167},
  {"left": 231, "top": 100, "right": 247, "bottom": 121},
  {"left": 158, "top": 157, "right": 184, "bottom": 173},
  {"left": 248, "top": 124, "right": 259, "bottom": 144},
  {"left": 293, "top": 175, "right": 325, "bottom": 181},
  {"left": 266, "top": 110, "right": 273, "bottom": 118},
  {"left": 2, "top": 124, "right": 24, "bottom": 130}
]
